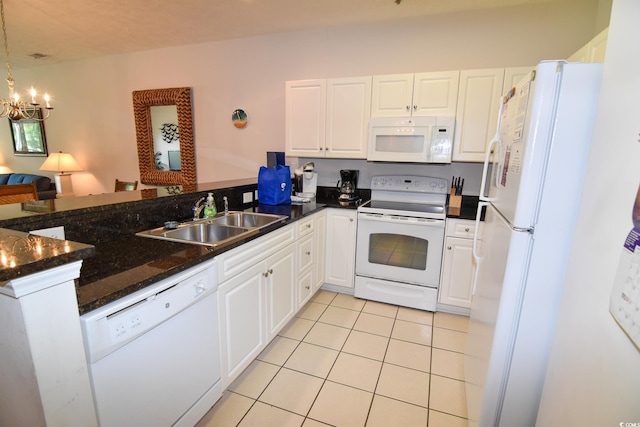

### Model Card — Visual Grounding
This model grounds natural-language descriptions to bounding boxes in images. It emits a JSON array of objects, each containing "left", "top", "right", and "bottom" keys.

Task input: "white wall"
[
  {"left": 536, "top": 0, "right": 640, "bottom": 424},
  {"left": 0, "top": 1, "right": 606, "bottom": 196}
]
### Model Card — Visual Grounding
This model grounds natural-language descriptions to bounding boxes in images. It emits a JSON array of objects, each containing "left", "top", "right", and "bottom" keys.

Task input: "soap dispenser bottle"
[{"left": 204, "top": 193, "right": 217, "bottom": 218}]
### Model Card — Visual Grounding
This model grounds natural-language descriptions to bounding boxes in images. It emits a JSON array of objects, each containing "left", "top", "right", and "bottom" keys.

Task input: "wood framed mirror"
[{"left": 132, "top": 87, "right": 196, "bottom": 186}]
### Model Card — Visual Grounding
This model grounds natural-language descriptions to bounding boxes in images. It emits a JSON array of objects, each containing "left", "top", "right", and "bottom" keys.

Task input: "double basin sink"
[{"left": 136, "top": 211, "right": 288, "bottom": 248}]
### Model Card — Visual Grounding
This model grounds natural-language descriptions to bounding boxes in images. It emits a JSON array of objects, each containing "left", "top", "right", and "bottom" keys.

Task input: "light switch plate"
[
  {"left": 243, "top": 192, "right": 253, "bottom": 203},
  {"left": 30, "top": 226, "right": 65, "bottom": 240}
]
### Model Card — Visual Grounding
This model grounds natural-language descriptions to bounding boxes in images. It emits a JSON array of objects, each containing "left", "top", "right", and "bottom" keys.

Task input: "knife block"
[{"left": 448, "top": 189, "right": 462, "bottom": 216}]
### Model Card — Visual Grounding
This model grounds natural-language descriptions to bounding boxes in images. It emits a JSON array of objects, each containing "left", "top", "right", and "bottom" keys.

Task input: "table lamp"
[{"left": 40, "top": 151, "right": 82, "bottom": 197}]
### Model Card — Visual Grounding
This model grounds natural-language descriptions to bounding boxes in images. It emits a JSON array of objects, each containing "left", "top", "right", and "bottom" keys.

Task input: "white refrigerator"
[{"left": 465, "top": 60, "right": 603, "bottom": 426}]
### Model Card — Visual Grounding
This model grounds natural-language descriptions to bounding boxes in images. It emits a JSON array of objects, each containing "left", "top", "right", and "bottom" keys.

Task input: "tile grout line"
[{"left": 362, "top": 306, "right": 397, "bottom": 427}]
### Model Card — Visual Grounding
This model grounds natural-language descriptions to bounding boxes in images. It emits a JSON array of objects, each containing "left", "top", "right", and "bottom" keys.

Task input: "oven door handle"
[{"left": 357, "top": 213, "right": 445, "bottom": 227}]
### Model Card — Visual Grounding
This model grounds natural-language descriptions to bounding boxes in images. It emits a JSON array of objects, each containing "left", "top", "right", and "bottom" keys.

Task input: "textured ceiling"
[{"left": 2, "top": 0, "right": 565, "bottom": 69}]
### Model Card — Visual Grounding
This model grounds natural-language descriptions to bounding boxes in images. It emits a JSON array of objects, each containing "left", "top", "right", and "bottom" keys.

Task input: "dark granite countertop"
[
  {"left": 77, "top": 201, "right": 327, "bottom": 314},
  {"left": 447, "top": 195, "right": 484, "bottom": 221},
  {"left": 0, "top": 228, "right": 95, "bottom": 286},
  {"left": 0, "top": 180, "right": 370, "bottom": 314}
]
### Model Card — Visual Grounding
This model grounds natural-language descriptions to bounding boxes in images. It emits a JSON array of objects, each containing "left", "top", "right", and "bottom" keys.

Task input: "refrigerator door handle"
[
  {"left": 479, "top": 138, "right": 500, "bottom": 202},
  {"left": 472, "top": 201, "right": 490, "bottom": 295},
  {"left": 480, "top": 99, "right": 504, "bottom": 202}
]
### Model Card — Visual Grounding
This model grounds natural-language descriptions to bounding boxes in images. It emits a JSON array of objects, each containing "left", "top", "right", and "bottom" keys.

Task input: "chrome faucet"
[
  {"left": 223, "top": 196, "right": 229, "bottom": 215},
  {"left": 192, "top": 197, "right": 205, "bottom": 220}
]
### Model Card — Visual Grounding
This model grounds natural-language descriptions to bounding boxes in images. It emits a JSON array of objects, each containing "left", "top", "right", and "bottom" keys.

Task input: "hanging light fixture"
[{"left": 0, "top": 0, "right": 52, "bottom": 121}]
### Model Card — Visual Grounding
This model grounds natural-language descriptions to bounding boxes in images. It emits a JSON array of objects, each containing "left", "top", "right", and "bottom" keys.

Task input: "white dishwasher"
[{"left": 80, "top": 260, "right": 222, "bottom": 427}]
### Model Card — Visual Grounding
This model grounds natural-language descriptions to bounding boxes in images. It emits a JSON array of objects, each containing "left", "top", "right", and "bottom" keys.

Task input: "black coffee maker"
[{"left": 337, "top": 169, "right": 359, "bottom": 202}]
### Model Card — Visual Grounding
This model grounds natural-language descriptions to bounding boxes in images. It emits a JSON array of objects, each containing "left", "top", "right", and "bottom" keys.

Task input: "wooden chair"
[
  {"left": 115, "top": 179, "right": 138, "bottom": 192},
  {"left": 0, "top": 182, "right": 39, "bottom": 205}
]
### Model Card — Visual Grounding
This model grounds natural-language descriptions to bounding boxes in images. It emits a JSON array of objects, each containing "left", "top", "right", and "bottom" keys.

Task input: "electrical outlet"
[
  {"left": 243, "top": 192, "right": 253, "bottom": 203},
  {"left": 29, "top": 226, "right": 65, "bottom": 240}
]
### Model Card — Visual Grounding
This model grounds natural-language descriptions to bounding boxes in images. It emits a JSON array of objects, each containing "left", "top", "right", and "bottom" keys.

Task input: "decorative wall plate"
[{"left": 232, "top": 109, "right": 247, "bottom": 128}]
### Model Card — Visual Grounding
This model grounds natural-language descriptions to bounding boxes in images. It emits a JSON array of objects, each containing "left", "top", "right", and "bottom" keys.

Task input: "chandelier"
[{"left": 0, "top": 0, "right": 52, "bottom": 121}]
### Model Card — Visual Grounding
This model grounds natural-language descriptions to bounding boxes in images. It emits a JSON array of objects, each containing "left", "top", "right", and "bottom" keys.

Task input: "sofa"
[{"left": 0, "top": 173, "right": 57, "bottom": 200}]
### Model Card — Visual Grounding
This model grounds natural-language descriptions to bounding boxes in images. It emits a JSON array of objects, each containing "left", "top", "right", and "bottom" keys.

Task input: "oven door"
[{"left": 355, "top": 212, "right": 445, "bottom": 287}]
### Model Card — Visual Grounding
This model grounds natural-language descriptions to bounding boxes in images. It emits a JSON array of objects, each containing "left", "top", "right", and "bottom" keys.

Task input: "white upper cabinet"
[
  {"left": 452, "top": 68, "right": 504, "bottom": 162},
  {"left": 587, "top": 27, "right": 608, "bottom": 62},
  {"left": 285, "top": 79, "right": 326, "bottom": 157},
  {"left": 503, "top": 66, "right": 533, "bottom": 94},
  {"left": 568, "top": 27, "right": 608, "bottom": 63},
  {"left": 371, "top": 73, "right": 413, "bottom": 117},
  {"left": 371, "top": 71, "right": 459, "bottom": 117},
  {"left": 285, "top": 76, "right": 371, "bottom": 159},
  {"left": 325, "top": 77, "right": 372, "bottom": 158}
]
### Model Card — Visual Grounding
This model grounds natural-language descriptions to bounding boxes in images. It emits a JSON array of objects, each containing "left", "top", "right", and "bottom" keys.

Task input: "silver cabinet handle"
[
  {"left": 447, "top": 246, "right": 452, "bottom": 250},
  {"left": 413, "top": 105, "right": 417, "bottom": 110},
  {"left": 465, "top": 227, "right": 470, "bottom": 232},
  {"left": 305, "top": 251, "right": 311, "bottom": 256},
  {"left": 406, "top": 105, "right": 410, "bottom": 111}
]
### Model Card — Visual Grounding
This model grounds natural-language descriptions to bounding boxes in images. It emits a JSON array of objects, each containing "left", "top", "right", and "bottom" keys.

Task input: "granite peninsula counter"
[{"left": 0, "top": 178, "right": 337, "bottom": 314}]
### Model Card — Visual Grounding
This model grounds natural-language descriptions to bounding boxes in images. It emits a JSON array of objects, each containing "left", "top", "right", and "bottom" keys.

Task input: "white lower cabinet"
[
  {"left": 314, "top": 210, "right": 326, "bottom": 291},
  {"left": 265, "top": 246, "right": 297, "bottom": 341},
  {"left": 217, "top": 211, "right": 324, "bottom": 388},
  {"left": 218, "top": 247, "right": 296, "bottom": 389},
  {"left": 438, "top": 218, "right": 483, "bottom": 315},
  {"left": 296, "top": 210, "right": 326, "bottom": 306},
  {"left": 324, "top": 208, "right": 357, "bottom": 290},
  {"left": 218, "top": 262, "right": 266, "bottom": 389}
]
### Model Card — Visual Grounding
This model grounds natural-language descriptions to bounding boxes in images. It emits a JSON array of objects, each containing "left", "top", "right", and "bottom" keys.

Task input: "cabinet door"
[
  {"left": 371, "top": 73, "right": 414, "bottom": 117},
  {"left": 324, "top": 209, "right": 357, "bottom": 289},
  {"left": 452, "top": 68, "right": 504, "bottom": 162},
  {"left": 265, "top": 245, "right": 296, "bottom": 341},
  {"left": 438, "top": 236, "right": 476, "bottom": 309},
  {"left": 412, "top": 71, "right": 460, "bottom": 117},
  {"left": 588, "top": 27, "right": 608, "bottom": 62},
  {"left": 218, "top": 263, "right": 265, "bottom": 388},
  {"left": 314, "top": 211, "right": 326, "bottom": 291},
  {"left": 503, "top": 66, "right": 533, "bottom": 94},
  {"left": 285, "top": 79, "right": 326, "bottom": 157},
  {"left": 326, "top": 76, "right": 372, "bottom": 159}
]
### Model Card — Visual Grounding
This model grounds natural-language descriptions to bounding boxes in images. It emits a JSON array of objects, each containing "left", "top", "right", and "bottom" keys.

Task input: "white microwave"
[{"left": 367, "top": 116, "right": 454, "bottom": 163}]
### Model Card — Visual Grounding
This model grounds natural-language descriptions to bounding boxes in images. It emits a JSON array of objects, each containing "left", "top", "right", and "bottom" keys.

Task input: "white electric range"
[{"left": 355, "top": 175, "right": 449, "bottom": 311}]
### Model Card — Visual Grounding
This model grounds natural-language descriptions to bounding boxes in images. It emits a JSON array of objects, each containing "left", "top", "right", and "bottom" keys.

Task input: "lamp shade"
[{"left": 39, "top": 151, "right": 82, "bottom": 174}]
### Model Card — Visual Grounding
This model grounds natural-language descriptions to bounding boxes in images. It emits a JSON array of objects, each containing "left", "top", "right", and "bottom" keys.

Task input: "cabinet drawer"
[
  {"left": 297, "top": 234, "right": 314, "bottom": 272},
  {"left": 297, "top": 216, "right": 315, "bottom": 237},
  {"left": 446, "top": 218, "right": 483, "bottom": 239},
  {"left": 218, "top": 225, "right": 295, "bottom": 282}
]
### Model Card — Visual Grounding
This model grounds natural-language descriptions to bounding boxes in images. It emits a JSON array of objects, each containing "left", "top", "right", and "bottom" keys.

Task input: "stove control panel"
[{"left": 370, "top": 175, "right": 449, "bottom": 194}]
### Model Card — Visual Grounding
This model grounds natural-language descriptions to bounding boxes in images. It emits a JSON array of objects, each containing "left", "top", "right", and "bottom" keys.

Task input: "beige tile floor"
[{"left": 196, "top": 290, "right": 469, "bottom": 427}]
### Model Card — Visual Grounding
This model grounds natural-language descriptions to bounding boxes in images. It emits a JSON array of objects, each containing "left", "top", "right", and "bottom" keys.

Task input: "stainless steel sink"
[
  {"left": 136, "top": 211, "right": 288, "bottom": 248},
  {"left": 211, "top": 212, "right": 285, "bottom": 228},
  {"left": 163, "top": 223, "right": 250, "bottom": 244}
]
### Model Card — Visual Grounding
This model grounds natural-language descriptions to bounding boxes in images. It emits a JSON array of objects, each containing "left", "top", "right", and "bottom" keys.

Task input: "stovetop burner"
[{"left": 358, "top": 175, "right": 448, "bottom": 220}]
